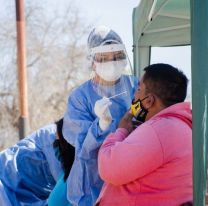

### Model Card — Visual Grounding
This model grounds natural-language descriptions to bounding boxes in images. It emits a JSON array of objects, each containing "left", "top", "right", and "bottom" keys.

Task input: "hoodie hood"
[{"left": 153, "top": 102, "right": 192, "bottom": 128}]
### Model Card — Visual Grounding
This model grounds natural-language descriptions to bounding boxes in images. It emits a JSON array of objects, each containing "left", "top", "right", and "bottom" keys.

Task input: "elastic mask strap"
[
  {"left": 132, "top": 96, "right": 149, "bottom": 104},
  {"left": 90, "top": 44, "right": 125, "bottom": 54}
]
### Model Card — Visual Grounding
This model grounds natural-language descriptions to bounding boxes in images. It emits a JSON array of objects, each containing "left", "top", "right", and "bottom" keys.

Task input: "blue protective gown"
[
  {"left": 63, "top": 75, "right": 138, "bottom": 206},
  {"left": 0, "top": 124, "right": 62, "bottom": 206}
]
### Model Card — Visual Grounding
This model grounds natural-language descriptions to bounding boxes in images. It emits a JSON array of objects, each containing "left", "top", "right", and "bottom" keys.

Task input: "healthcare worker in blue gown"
[
  {"left": 0, "top": 119, "right": 68, "bottom": 206},
  {"left": 51, "top": 25, "right": 138, "bottom": 206}
]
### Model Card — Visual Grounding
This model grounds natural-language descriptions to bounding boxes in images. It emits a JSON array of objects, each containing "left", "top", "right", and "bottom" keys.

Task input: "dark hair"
[
  {"left": 143, "top": 63, "right": 188, "bottom": 107},
  {"left": 53, "top": 118, "right": 75, "bottom": 181}
]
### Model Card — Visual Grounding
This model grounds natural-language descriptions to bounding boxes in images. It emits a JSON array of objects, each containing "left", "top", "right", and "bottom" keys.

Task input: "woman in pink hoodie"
[{"left": 97, "top": 63, "right": 192, "bottom": 206}]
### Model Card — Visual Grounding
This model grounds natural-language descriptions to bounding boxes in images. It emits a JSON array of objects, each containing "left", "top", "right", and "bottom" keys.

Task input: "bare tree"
[{"left": 0, "top": 0, "right": 92, "bottom": 150}]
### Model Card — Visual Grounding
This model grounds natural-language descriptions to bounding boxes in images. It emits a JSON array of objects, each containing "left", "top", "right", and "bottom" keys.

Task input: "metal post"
[
  {"left": 191, "top": 0, "right": 208, "bottom": 205},
  {"left": 15, "top": 0, "right": 29, "bottom": 139},
  {"left": 132, "top": 3, "right": 151, "bottom": 77}
]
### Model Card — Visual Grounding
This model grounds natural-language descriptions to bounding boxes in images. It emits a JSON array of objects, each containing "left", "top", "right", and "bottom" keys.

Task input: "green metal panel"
[
  {"left": 155, "top": 0, "right": 190, "bottom": 17},
  {"left": 191, "top": 0, "right": 208, "bottom": 205},
  {"left": 139, "top": 27, "right": 190, "bottom": 46},
  {"left": 132, "top": 7, "right": 139, "bottom": 76},
  {"left": 146, "top": 16, "right": 189, "bottom": 31}
]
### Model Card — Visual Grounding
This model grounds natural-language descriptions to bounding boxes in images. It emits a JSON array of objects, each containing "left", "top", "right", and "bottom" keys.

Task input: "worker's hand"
[
  {"left": 118, "top": 111, "right": 134, "bottom": 133},
  {"left": 94, "top": 97, "right": 112, "bottom": 131}
]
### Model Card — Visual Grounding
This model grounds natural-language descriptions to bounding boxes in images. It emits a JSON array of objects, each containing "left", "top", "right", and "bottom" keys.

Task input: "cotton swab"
[{"left": 108, "top": 91, "right": 127, "bottom": 99}]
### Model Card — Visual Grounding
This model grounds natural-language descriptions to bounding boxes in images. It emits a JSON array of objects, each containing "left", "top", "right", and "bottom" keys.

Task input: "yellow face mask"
[
  {"left": 130, "top": 97, "right": 149, "bottom": 122},
  {"left": 131, "top": 100, "right": 141, "bottom": 116}
]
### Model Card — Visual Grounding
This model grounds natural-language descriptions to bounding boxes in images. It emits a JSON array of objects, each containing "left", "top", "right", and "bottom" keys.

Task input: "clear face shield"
[{"left": 89, "top": 43, "right": 135, "bottom": 99}]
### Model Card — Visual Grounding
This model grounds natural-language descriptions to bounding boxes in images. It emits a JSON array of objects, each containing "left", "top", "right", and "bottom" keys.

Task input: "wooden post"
[{"left": 15, "top": 0, "right": 29, "bottom": 139}]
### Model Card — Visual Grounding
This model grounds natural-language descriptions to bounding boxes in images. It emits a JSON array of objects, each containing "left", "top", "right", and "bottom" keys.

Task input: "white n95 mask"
[{"left": 95, "top": 60, "right": 127, "bottom": 81}]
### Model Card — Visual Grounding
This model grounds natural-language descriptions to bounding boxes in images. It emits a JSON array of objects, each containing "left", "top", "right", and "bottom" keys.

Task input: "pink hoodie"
[{"left": 97, "top": 102, "right": 192, "bottom": 206}]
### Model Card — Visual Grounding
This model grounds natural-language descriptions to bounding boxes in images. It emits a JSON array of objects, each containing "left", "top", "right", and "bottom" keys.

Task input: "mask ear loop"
[{"left": 132, "top": 95, "right": 149, "bottom": 104}]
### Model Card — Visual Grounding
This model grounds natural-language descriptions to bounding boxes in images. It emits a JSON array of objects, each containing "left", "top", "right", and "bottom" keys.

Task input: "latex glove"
[{"left": 94, "top": 97, "right": 112, "bottom": 131}]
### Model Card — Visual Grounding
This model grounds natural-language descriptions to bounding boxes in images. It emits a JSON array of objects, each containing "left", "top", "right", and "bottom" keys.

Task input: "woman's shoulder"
[{"left": 72, "top": 80, "right": 91, "bottom": 95}]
